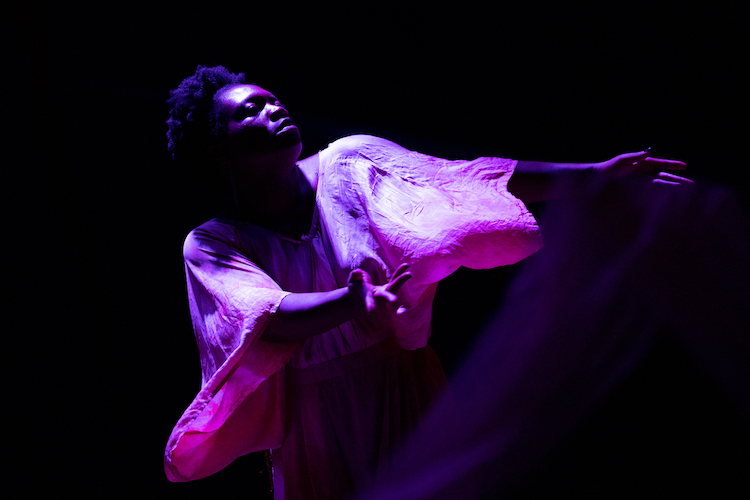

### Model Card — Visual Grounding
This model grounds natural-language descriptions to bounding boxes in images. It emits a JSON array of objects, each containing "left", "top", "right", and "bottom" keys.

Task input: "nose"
[{"left": 267, "top": 103, "right": 288, "bottom": 121}]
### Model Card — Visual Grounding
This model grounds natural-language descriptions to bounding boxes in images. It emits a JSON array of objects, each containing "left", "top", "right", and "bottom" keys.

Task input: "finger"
[
  {"left": 348, "top": 268, "right": 373, "bottom": 286},
  {"left": 619, "top": 149, "right": 651, "bottom": 163},
  {"left": 365, "top": 293, "right": 377, "bottom": 313},
  {"left": 652, "top": 171, "right": 695, "bottom": 186},
  {"left": 374, "top": 289, "right": 399, "bottom": 304},
  {"left": 642, "top": 157, "right": 687, "bottom": 171},
  {"left": 386, "top": 272, "right": 412, "bottom": 293},
  {"left": 348, "top": 269, "right": 364, "bottom": 283},
  {"left": 396, "top": 305, "right": 408, "bottom": 315},
  {"left": 657, "top": 171, "right": 694, "bottom": 183},
  {"left": 652, "top": 178, "right": 683, "bottom": 186},
  {"left": 633, "top": 158, "right": 687, "bottom": 177},
  {"left": 383, "top": 263, "right": 411, "bottom": 292},
  {"left": 390, "top": 263, "right": 410, "bottom": 281}
]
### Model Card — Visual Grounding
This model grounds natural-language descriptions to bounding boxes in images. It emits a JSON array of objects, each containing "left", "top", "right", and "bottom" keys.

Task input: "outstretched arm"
[
  {"left": 508, "top": 149, "right": 692, "bottom": 204},
  {"left": 261, "top": 264, "right": 412, "bottom": 343}
]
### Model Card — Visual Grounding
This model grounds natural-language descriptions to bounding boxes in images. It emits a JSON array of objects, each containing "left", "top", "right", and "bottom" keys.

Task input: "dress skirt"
[{"left": 272, "top": 337, "right": 448, "bottom": 499}]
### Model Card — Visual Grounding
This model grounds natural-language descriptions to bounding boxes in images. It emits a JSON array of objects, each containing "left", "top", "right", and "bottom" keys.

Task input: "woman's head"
[
  {"left": 167, "top": 66, "right": 302, "bottom": 188},
  {"left": 166, "top": 65, "right": 246, "bottom": 185}
]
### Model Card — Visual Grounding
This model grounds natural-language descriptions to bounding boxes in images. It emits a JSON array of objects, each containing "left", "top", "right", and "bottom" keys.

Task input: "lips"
[{"left": 275, "top": 118, "right": 297, "bottom": 134}]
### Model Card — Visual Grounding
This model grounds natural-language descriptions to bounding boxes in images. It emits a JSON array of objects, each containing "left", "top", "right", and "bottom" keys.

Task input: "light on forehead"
[{"left": 222, "top": 84, "right": 274, "bottom": 105}]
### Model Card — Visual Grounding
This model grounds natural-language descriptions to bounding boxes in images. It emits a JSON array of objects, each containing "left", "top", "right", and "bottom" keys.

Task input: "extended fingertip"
[{"left": 393, "top": 263, "right": 410, "bottom": 275}]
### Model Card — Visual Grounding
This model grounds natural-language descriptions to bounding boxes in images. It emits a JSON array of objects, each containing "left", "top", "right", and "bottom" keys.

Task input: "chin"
[
  {"left": 280, "top": 131, "right": 303, "bottom": 157},
  {"left": 280, "top": 127, "right": 302, "bottom": 146}
]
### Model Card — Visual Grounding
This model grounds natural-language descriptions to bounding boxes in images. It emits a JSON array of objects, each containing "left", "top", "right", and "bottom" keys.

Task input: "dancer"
[{"left": 163, "top": 65, "right": 690, "bottom": 499}]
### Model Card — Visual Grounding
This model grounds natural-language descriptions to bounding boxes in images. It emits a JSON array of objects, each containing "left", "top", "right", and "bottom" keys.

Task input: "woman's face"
[{"left": 215, "top": 84, "right": 302, "bottom": 164}]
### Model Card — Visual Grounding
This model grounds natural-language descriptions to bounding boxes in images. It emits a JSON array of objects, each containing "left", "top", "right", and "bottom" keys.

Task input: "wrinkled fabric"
[{"left": 164, "top": 135, "right": 542, "bottom": 484}]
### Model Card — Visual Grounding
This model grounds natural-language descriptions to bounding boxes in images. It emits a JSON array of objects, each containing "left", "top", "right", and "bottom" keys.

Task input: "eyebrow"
[
  {"left": 241, "top": 92, "right": 279, "bottom": 105},
  {"left": 230, "top": 92, "right": 283, "bottom": 119}
]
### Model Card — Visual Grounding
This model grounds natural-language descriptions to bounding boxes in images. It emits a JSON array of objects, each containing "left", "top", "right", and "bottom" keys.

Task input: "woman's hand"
[
  {"left": 511, "top": 149, "right": 694, "bottom": 203},
  {"left": 595, "top": 149, "right": 694, "bottom": 186},
  {"left": 262, "top": 264, "right": 412, "bottom": 342},
  {"left": 348, "top": 263, "right": 412, "bottom": 315}
]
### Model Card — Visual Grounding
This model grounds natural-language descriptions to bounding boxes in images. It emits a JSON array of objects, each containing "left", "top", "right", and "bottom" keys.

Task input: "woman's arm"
[
  {"left": 261, "top": 264, "right": 411, "bottom": 342},
  {"left": 508, "top": 149, "right": 691, "bottom": 203}
]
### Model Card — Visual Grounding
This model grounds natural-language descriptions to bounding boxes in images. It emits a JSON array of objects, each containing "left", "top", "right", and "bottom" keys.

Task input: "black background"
[{"left": 5, "top": 1, "right": 748, "bottom": 497}]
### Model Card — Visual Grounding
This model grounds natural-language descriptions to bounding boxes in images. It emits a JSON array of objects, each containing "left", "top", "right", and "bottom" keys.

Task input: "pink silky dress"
[{"left": 164, "top": 135, "right": 542, "bottom": 499}]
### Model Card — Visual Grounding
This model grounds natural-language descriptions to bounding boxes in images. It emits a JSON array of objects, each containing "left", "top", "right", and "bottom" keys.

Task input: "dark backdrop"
[{"left": 5, "top": 2, "right": 747, "bottom": 497}]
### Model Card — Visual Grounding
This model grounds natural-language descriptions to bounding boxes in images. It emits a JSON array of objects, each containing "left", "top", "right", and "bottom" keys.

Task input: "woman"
[{"left": 163, "top": 65, "right": 689, "bottom": 499}]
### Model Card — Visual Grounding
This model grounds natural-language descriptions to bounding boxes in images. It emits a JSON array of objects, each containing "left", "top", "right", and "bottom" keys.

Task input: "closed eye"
[
  {"left": 234, "top": 102, "right": 260, "bottom": 119},
  {"left": 233, "top": 95, "right": 286, "bottom": 120}
]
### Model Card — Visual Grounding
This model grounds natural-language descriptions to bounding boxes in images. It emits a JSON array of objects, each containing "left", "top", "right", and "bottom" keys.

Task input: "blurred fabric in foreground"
[{"left": 361, "top": 177, "right": 750, "bottom": 499}]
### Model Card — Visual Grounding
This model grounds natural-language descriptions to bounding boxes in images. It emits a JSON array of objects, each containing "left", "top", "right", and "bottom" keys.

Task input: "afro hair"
[{"left": 166, "top": 65, "right": 246, "bottom": 175}]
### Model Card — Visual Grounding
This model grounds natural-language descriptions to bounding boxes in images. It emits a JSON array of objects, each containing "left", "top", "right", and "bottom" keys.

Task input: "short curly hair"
[{"left": 166, "top": 65, "right": 246, "bottom": 177}]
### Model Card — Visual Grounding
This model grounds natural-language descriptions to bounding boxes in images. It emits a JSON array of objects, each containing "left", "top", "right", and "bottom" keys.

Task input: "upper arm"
[
  {"left": 183, "top": 224, "right": 292, "bottom": 363},
  {"left": 184, "top": 225, "right": 284, "bottom": 292}
]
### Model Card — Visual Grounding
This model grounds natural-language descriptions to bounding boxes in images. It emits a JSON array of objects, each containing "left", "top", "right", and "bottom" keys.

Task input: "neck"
[
  {"left": 231, "top": 160, "right": 298, "bottom": 216},
  {"left": 227, "top": 156, "right": 315, "bottom": 239}
]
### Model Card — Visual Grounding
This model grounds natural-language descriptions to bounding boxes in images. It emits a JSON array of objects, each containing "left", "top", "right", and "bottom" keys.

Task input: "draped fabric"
[{"left": 164, "top": 135, "right": 542, "bottom": 486}]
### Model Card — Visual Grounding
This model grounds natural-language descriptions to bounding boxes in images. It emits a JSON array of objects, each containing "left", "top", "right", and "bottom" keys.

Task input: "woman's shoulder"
[
  {"left": 182, "top": 218, "right": 237, "bottom": 255},
  {"left": 316, "top": 135, "right": 413, "bottom": 172},
  {"left": 325, "top": 134, "right": 404, "bottom": 154},
  {"left": 298, "top": 135, "right": 405, "bottom": 188},
  {"left": 297, "top": 151, "right": 320, "bottom": 190}
]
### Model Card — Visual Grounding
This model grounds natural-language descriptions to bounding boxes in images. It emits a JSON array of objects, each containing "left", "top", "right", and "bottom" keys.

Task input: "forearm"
[
  {"left": 508, "top": 160, "right": 598, "bottom": 203},
  {"left": 261, "top": 287, "right": 361, "bottom": 342}
]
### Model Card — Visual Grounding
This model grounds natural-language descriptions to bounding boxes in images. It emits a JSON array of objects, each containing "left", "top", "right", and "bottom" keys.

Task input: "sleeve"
[
  {"left": 317, "top": 135, "right": 543, "bottom": 349},
  {"left": 319, "top": 135, "right": 543, "bottom": 285},
  {"left": 164, "top": 222, "right": 302, "bottom": 482}
]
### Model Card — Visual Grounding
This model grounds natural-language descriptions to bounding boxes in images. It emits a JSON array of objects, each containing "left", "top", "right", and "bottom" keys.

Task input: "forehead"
[{"left": 219, "top": 84, "right": 275, "bottom": 107}]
